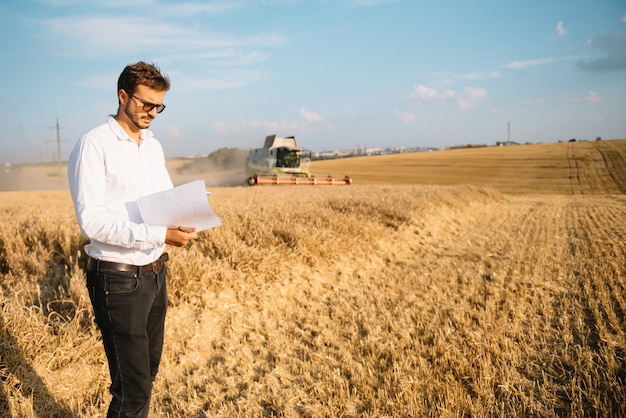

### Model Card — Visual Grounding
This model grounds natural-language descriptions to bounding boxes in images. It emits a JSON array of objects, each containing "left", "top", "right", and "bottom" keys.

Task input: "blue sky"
[{"left": 1, "top": 0, "right": 625, "bottom": 163}]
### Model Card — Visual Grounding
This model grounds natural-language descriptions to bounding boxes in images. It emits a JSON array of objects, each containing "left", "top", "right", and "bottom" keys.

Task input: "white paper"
[{"left": 137, "top": 180, "right": 221, "bottom": 232}]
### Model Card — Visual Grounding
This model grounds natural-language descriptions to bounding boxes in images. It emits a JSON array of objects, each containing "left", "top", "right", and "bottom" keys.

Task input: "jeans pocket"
[{"left": 104, "top": 273, "right": 140, "bottom": 295}]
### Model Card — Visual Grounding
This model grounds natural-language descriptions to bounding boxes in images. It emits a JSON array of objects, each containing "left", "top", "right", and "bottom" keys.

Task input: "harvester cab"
[{"left": 246, "top": 134, "right": 352, "bottom": 186}]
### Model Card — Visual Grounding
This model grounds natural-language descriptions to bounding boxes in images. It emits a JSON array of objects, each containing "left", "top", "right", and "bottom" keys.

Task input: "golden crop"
[{"left": 1, "top": 139, "right": 625, "bottom": 417}]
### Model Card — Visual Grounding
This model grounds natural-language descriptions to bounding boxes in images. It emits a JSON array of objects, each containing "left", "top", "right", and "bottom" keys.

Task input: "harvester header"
[{"left": 246, "top": 135, "right": 352, "bottom": 186}]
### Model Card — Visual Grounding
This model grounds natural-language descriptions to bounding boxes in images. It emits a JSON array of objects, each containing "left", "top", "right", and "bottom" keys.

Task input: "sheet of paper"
[{"left": 137, "top": 179, "right": 222, "bottom": 232}]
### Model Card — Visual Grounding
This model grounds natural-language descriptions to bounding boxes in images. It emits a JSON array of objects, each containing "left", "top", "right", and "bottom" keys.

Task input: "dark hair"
[{"left": 117, "top": 61, "right": 170, "bottom": 98}]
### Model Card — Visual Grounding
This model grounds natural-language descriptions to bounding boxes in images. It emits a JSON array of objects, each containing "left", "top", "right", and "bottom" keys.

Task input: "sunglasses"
[{"left": 131, "top": 94, "right": 166, "bottom": 114}]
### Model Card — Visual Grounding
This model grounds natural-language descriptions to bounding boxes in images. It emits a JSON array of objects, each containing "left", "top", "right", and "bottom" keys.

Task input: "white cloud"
[
  {"left": 524, "top": 98, "right": 545, "bottom": 105},
  {"left": 37, "top": 11, "right": 284, "bottom": 92},
  {"left": 156, "top": 2, "right": 243, "bottom": 17},
  {"left": 393, "top": 110, "right": 415, "bottom": 123},
  {"left": 585, "top": 91, "right": 601, "bottom": 103},
  {"left": 39, "top": 0, "right": 240, "bottom": 14},
  {"left": 456, "top": 97, "right": 474, "bottom": 110},
  {"left": 621, "top": 12, "right": 626, "bottom": 23},
  {"left": 455, "top": 87, "right": 486, "bottom": 110},
  {"left": 409, "top": 84, "right": 455, "bottom": 100},
  {"left": 506, "top": 55, "right": 584, "bottom": 70},
  {"left": 555, "top": 21, "right": 568, "bottom": 37},
  {"left": 211, "top": 112, "right": 334, "bottom": 135},
  {"left": 506, "top": 57, "right": 557, "bottom": 70},
  {"left": 211, "top": 106, "right": 332, "bottom": 136},
  {"left": 462, "top": 87, "right": 486, "bottom": 101},
  {"left": 562, "top": 91, "right": 601, "bottom": 103},
  {"left": 41, "top": 15, "right": 284, "bottom": 57},
  {"left": 300, "top": 108, "right": 322, "bottom": 122},
  {"left": 408, "top": 84, "right": 486, "bottom": 110},
  {"left": 458, "top": 70, "right": 502, "bottom": 80},
  {"left": 256, "top": 120, "right": 299, "bottom": 131}
]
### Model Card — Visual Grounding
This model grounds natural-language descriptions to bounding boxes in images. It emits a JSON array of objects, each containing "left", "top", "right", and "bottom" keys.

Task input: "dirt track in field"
[{"left": 566, "top": 140, "right": 626, "bottom": 195}]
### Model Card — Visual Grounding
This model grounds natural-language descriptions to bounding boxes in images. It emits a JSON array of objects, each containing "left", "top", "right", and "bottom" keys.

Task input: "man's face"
[{"left": 122, "top": 85, "right": 166, "bottom": 130}]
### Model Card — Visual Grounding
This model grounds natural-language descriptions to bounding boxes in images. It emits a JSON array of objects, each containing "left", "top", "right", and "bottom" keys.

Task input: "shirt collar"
[{"left": 106, "top": 114, "right": 154, "bottom": 143}]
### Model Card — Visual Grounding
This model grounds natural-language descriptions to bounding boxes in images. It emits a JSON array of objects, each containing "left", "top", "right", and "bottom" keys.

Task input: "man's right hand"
[{"left": 165, "top": 226, "right": 198, "bottom": 247}]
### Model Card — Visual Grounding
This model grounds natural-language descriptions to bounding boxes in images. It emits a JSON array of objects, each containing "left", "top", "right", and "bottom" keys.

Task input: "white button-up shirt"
[{"left": 68, "top": 115, "right": 173, "bottom": 265}]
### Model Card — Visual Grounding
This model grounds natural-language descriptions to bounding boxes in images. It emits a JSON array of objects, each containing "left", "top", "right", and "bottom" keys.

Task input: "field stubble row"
[{"left": 0, "top": 184, "right": 625, "bottom": 417}]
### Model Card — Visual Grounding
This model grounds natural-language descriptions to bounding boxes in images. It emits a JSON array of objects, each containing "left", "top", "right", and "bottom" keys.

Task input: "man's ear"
[{"left": 118, "top": 89, "right": 128, "bottom": 105}]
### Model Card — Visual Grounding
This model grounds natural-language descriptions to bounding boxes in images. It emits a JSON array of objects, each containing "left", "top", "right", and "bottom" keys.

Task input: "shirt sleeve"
[{"left": 67, "top": 135, "right": 167, "bottom": 250}]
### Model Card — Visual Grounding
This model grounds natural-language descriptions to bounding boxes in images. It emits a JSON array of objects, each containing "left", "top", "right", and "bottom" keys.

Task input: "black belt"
[{"left": 87, "top": 253, "right": 169, "bottom": 273}]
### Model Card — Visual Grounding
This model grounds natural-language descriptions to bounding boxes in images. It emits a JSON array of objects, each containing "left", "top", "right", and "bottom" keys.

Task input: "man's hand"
[{"left": 165, "top": 226, "right": 198, "bottom": 247}]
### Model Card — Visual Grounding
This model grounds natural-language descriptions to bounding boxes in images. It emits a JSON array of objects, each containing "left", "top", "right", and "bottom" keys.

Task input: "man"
[{"left": 68, "top": 61, "right": 197, "bottom": 417}]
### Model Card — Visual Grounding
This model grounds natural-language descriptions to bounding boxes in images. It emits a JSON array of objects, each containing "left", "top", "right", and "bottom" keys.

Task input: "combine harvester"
[{"left": 246, "top": 135, "right": 352, "bottom": 186}]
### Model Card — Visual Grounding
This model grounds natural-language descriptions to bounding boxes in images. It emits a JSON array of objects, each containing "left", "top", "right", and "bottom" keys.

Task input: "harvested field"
[
  {"left": 312, "top": 139, "right": 626, "bottom": 194},
  {"left": 0, "top": 139, "right": 625, "bottom": 417}
]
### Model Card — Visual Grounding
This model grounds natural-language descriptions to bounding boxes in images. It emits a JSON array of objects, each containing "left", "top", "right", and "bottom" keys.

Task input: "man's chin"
[{"left": 137, "top": 119, "right": 153, "bottom": 129}]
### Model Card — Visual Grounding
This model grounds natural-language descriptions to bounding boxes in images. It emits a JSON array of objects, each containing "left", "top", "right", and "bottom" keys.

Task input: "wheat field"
[{"left": 1, "top": 140, "right": 625, "bottom": 417}]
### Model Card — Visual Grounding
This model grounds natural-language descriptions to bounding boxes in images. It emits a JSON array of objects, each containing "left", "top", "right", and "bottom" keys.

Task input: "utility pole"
[
  {"left": 50, "top": 119, "right": 69, "bottom": 176},
  {"left": 55, "top": 119, "right": 62, "bottom": 173},
  {"left": 508, "top": 122, "right": 510, "bottom": 143}
]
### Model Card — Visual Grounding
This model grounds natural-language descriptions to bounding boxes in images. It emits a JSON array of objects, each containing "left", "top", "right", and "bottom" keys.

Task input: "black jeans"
[{"left": 87, "top": 264, "right": 168, "bottom": 418}]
